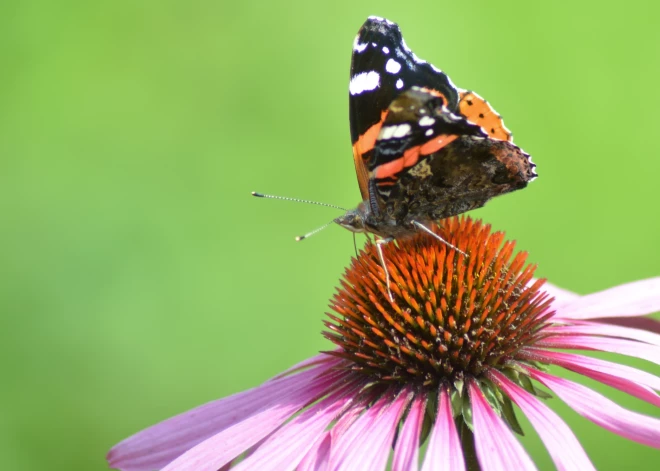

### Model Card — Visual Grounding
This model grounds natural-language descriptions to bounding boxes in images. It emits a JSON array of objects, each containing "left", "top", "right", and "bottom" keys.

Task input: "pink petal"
[
  {"left": 592, "top": 316, "right": 660, "bottom": 335},
  {"left": 421, "top": 387, "right": 465, "bottom": 471},
  {"left": 298, "top": 433, "right": 331, "bottom": 471},
  {"left": 545, "top": 321, "right": 660, "bottom": 347},
  {"left": 392, "top": 393, "right": 425, "bottom": 471},
  {"left": 488, "top": 370, "right": 595, "bottom": 471},
  {"left": 528, "top": 368, "right": 660, "bottom": 449},
  {"left": 521, "top": 348, "right": 660, "bottom": 407},
  {"left": 108, "top": 360, "right": 339, "bottom": 471},
  {"left": 537, "top": 334, "right": 660, "bottom": 367},
  {"left": 469, "top": 381, "right": 537, "bottom": 471},
  {"left": 232, "top": 380, "right": 360, "bottom": 471},
  {"left": 329, "top": 390, "right": 410, "bottom": 471},
  {"left": 160, "top": 370, "right": 347, "bottom": 471},
  {"left": 534, "top": 279, "right": 579, "bottom": 305},
  {"left": 555, "top": 277, "right": 660, "bottom": 320}
]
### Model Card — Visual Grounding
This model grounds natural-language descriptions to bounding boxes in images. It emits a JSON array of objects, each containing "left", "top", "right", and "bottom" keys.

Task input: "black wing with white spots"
[{"left": 348, "top": 16, "right": 461, "bottom": 145}]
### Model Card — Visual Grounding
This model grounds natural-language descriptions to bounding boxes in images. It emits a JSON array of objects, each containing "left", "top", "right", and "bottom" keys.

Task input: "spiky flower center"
[{"left": 325, "top": 217, "right": 553, "bottom": 388}]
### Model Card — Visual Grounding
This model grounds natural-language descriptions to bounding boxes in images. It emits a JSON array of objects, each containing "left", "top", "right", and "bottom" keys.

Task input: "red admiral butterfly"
[
  {"left": 335, "top": 16, "right": 536, "bottom": 242},
  {"left": 254, "top": 17, "right": 536, "bottom": 296}
]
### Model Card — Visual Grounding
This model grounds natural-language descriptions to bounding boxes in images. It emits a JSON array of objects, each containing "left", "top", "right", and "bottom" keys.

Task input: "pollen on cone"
[{"left": 324, "top": 216, "right": 554, "bottom": 387}]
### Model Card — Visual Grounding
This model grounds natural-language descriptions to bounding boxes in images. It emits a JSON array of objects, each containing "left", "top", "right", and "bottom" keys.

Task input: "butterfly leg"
[
  {"left": 411, "top": 220, "right": 467, "bottom": 257},
  {"left": 375, "top": 237, "right": 395, "bottom": 302}
]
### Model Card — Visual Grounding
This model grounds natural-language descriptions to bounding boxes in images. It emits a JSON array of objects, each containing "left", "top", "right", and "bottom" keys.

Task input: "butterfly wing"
[
  {"left": 367, "top": 87, "right": 486, "bottom": 202},
  {"left": 348, "top": 16, "right": 462, "bottom": 199}
]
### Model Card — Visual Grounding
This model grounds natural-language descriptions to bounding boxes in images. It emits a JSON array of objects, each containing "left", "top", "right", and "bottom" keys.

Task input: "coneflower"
[{"left": 108, "top": 217, "right": 660, "bottom": 471}]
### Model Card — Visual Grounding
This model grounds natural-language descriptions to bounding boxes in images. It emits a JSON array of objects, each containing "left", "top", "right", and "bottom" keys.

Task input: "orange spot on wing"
[{"left": 459, "top": 91, "right": 512, "bottom": 141}]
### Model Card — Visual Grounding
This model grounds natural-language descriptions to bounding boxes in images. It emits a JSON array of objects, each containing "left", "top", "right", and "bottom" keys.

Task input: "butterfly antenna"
[
  {"left": 295, "top": 220, "right": 335, "bottom": 241},
  {"left": 252, "top": 192, "right": 348, "bottom": 211}
]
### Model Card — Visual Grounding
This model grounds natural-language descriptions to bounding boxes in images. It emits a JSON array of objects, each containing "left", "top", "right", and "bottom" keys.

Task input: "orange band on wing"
[
  {"left": 353, "top": 110, "right": 388, "bottom": 199},
  {"left": 420, "top": 134, "right": 459, "bottom": 155},
  {"left": 373, "top": 134, "right": 458, "bottom": 182},
  {"left": 374, "top": 146, "right": 421, "bottom": 180}
]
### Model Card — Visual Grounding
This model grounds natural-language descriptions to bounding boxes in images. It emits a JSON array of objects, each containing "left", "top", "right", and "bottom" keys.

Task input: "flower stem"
[{"left": 460, "top": 420, "right": 481, "bottom": 471}]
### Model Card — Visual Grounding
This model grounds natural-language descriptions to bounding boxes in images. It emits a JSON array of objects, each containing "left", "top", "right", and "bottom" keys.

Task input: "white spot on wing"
[
  {"left": 393, "top": 123, "right": 411, "bottom": 138},
  {"left": 349, "top": 71, "right": 380, "bottom": 95},
  {"left": 378, "top": 123, "right": 411, "bottom": 140},
  {"left": 385, "top": 58, "right": 402, "bottom": 74},
  {"left": 353, "top": 36, "right": 368, "bottom": 53},
  {"left": 382, "top": 46, "right": 390, "bottom": 54},
  {"left": 396, "top": 78, "right": 404, "bottom": 89},
  {"left": 379, "top": 125, "right": 396, "bottom": 140},
  {"left": 419, "top": 116, "right": 435, "bottom": 126},
  {"left": 425, "top": 129, "right": 434, "bottom": 136}
]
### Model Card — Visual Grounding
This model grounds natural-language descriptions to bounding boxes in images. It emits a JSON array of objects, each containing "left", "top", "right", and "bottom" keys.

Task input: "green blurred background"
[{"left": 2, "top": 0, "right": 659, "bottom": 469}]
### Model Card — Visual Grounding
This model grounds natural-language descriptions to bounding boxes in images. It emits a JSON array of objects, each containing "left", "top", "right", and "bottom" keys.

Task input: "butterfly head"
[{"left": 334, "top": 202, "right": 368, "bottom": 234}]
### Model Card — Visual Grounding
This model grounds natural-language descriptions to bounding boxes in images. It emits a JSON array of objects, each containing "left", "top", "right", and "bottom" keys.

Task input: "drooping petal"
[
  {"left": 421, "top": 387, "right": 465, "bottom": 471},
  {"left": 469, "top": 380, "right": 537, "bottom": 471},
  {"left": 527, "top": 368, "right": 660, "bottom": 449},
  {"left": 555, "top": 277, "right": 660, "bottom": 320},
  {"left": 488, "top": 370, "right": 595, "bottom": 471},
  {"left": 108, "top": 359, "right": 339, "bottom": 471},
  {"left": 521, "top": 348, "right": 660, "bottom": 407},
  {"left": 544, "top": 321, "right": 660, "bottom": 347},
  {"left": 537, "top": 334, "right": 660, "bottom": 367},
  {"left": 159, "top": 370, "right": 348, "bottom": 471},
  {"left": 392, "top": 393, "right": 425, "bottom": 471},
  {"left": 298, "top": 433, "right": 331, "bottom": 471},
  {"left": 329, "top": 390, "right": 410, "bottom": 471},
  {"left": 232, "top": 380, "right": 360, "bottom": 471}
]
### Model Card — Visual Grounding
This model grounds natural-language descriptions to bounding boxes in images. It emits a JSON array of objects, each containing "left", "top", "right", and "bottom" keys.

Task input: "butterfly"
[
  {"left": 334, "top": 16, "right": 536, "bottom": 243},
  {"left": 254, "top": 16, "right": 536, "bottom": 299}
]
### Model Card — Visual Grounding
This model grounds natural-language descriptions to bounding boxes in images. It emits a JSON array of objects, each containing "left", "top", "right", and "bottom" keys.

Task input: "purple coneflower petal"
[
  {"left": 591, "top": 316, "right": 660, "bottom": 335},
  {"left": 535, "top": 280, "right": 579, "bottom": 305},
  {"left": 298, "top": 433, "right": 331, "bottom": 471},
  {"left": 421, "top": 387, "right": 465, "bottom": 471},
  {"left": 555, "top": 277, "right": 660, "bottom": 320},
  {"left": 527, "top": 368, "right": 660, "bottom": 449},
  {"left": 329, "top": 390, "right": 410, "bottom": 471},
  {"left": 538, "top": 334, "right": 660, "bottom": 367},
  {"left": 522, "top": 348, "right": 660, "bottom": 407},
  {"left": 232, "top": 379, "right": 360, "bottom": 471},
  {"left": 469, "top": 380, "right": 537, "bottom": 471},
  {"left": 392, "top": 393, "right": 425, "bottom": 471},
  {"left": 158, "top": 369, "right": 348, "bottom": 471},
  {"left": 545, "top": 321, "right": 660, "bottom": 346},
  {"left": 488, "top": 370, "right": 595, "bottom": 471},
  {"left": 108, "top": 359, "right": 339, "bottom": 471}
]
